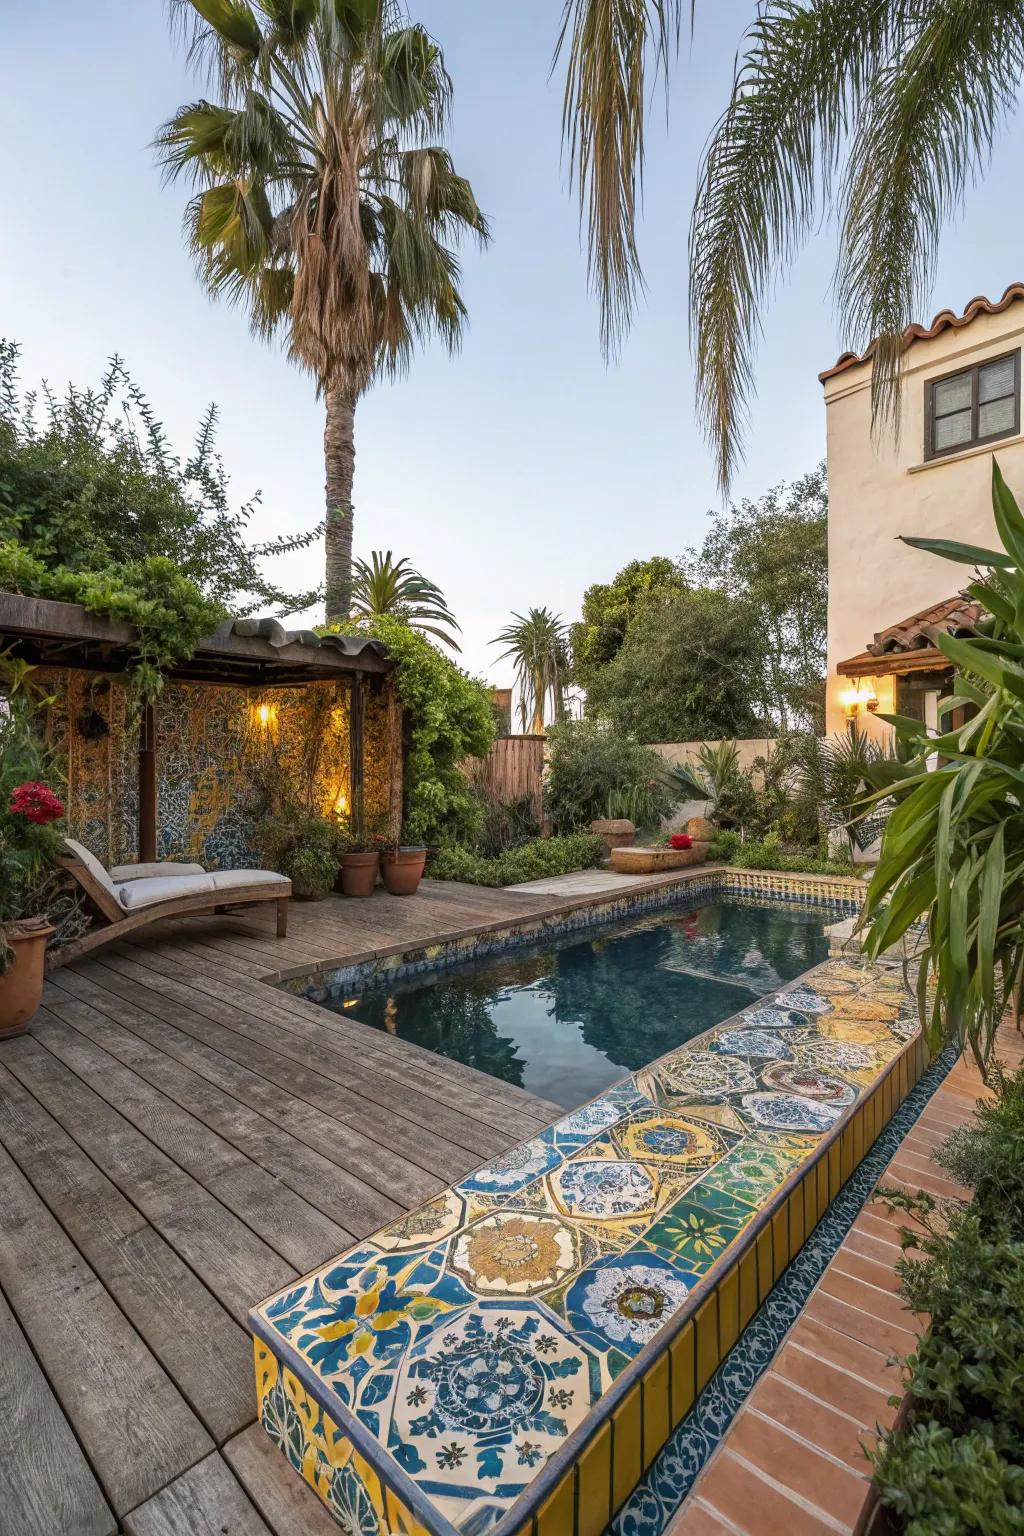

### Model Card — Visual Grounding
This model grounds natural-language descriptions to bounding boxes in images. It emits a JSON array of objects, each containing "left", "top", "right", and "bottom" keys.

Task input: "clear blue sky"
[{"left": 4, "top": 2, "right": 1024, "bottom": 682}]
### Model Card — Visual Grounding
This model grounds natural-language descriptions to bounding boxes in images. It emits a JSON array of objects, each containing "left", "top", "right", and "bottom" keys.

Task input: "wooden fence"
[{"left": 463, "top": 735, "right": 546, "bottom": 827}]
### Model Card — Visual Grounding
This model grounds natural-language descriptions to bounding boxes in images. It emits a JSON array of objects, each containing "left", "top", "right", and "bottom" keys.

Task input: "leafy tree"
[
  {"left": 492, "top": 608, "right": 570, "bottom": 733},
  {"left": 583, "top": 586, "right": 769, "bottom": 742},
  {"left": 159, "top": 0, "right": 489, "bottom": 619},
  {"left": 350, "top": 551, "right": 460, "bottom": 650},
  {"left": 544, "top": 717, "right": 677, "bottom": 832},
  {"left": 689, "top": 465, "right": 827, "bottom": 731},
  {"left": 570, "top": 556, "right": 688, "bottom": 693},
  {"left": 0, "top": 342, "right": 315, "bottom": 614}
]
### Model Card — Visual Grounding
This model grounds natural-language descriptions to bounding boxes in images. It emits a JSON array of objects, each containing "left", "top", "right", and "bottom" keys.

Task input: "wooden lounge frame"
[{"left": 51, "top": 846, "right": 290, "bottom": 969}]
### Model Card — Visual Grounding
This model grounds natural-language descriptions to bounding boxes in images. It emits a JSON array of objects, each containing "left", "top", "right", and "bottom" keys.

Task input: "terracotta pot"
[
  {"left": 381, "top": 846, "right": 427, "bottom": 897},
  {"left": 0, "top": 919, "right": 54, "bottom": 1039},
  {"left": 339, "top": 851, "right": 380, "bottom": 898},
  {"left": 590, "top": 818, "right": 636, "bottom": 855}
]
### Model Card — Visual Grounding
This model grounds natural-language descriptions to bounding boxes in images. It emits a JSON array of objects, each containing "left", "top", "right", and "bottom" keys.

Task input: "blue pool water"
[{"left": 340, "top": 898, "right": 833, "bottom": 1108}]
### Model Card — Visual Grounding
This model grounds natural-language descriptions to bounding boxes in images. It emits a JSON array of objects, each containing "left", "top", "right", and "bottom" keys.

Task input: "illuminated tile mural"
[
  {"left": 41, "top": 669, "right": 391, "bottom": 868},
  {"left": 251, "top": 955, "right": 924, "bottom": 1536}
]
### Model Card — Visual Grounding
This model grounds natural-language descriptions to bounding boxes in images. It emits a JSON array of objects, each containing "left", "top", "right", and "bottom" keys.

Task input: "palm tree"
[
  {"left": 493, "top": 608, "right": 569, "bottom": 733},
  {"left": 159, "top": 0, "right": 489, "bottom": 620},
  {"left": 558, "top": 3, "right": 1024, "bottom": 491},
  {"left": 349, "top": 549, "right": 461, "bottom": 648}
]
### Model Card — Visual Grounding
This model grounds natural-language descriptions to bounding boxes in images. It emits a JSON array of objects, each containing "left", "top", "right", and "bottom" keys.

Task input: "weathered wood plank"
[
  {"left": 0, "top": 1136, "right": 212, "bottom": 1516},
  {"left": 122, "top": 1453, "right": 271, "bottom": 1536},
  {"left": 42, "top": 972, "right": 441, "bottom": 1212},
  {"left": 0, "top": 1285, "right": 115, "bottom": 1536},
  {"left": 24, "top": 1016, "right": 353, "bottom": 1272},
  {"left": 223, "top": 1425, "right": 343, "bottom": 1536},
  {"left": 0, "top": 1036, "right": 296, "bottom": 1323},
  {"left": 0, "top": 1062, "right": 253, "bottom": 1446}
]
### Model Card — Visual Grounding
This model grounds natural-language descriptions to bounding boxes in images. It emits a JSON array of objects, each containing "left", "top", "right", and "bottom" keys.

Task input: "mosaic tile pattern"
[
  {"left": 252, "top": 950, "right": 918, "bottom": 1536},
  {"left": 612, "top": 1041, "right": 957, "bottom": 1536}
]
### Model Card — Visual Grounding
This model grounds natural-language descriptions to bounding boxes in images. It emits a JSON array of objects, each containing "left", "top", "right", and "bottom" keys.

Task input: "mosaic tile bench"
[{"left": 250, "top": 946, "right": 926, "bottom": 1536}]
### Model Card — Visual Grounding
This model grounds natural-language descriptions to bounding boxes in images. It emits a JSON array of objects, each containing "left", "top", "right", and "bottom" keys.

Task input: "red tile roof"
[
  {"left": 820, "top": 282, "right": 1024, "bottom": 382},
  {"left": 836, "top": 596, "right": 984, "bottom": 677}
]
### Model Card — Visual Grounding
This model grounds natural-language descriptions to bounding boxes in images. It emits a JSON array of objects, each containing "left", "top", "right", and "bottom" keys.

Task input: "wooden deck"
[{"left": 1, "top": 878, "right": 636, "bottom": 1536}]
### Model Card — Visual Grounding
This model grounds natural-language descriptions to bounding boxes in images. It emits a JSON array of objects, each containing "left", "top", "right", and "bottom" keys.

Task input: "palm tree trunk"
[
  {"left": 530, "top": 668, "right": 545, "bottom": 734},
  {"left": 324, "top": 386, "right": 357, "bottom": 622}
]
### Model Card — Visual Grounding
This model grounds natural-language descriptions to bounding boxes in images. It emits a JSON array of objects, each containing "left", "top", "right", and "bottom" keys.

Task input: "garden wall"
[{"left": 40, "top": 668, "right": 391, "bottom": 869}]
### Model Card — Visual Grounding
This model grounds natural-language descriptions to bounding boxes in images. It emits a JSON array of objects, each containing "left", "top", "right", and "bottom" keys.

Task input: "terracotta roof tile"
[
  {"left": 866, "top": 596, "right": 983, "bottom": 655},
  {"left": 820, "top": 282, "right": 1024, "bottom": 382}
]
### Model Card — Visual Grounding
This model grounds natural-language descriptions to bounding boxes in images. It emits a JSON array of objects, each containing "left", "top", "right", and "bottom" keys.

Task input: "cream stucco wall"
[{"left": 824, "top": 303, "right": 1024, "bottom": 737}]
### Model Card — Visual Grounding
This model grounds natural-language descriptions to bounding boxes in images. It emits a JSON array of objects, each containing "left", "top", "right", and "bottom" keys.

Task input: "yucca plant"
[
  {"left": 861, "top": 461, "right": 1024, "bottom": 1072},
  {"left": 349, "top": 550, "right": 460, "bottom": 649},
  {"left": 668, "top": 740, "right": 743, "bottom": 823},
  {"left": 492, "top": 608, "right": 570, "bottom": 733}
]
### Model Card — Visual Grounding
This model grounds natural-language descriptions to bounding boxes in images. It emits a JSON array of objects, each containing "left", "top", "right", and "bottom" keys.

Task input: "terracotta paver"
[{"left": 668, "top": 1017, "right": 1019, "bottom": 1535}]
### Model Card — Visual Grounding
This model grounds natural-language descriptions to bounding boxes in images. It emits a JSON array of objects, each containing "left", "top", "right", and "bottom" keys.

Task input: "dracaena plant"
[{"left": 860, "top": 460, "right": 1024, "bottom": 1072}]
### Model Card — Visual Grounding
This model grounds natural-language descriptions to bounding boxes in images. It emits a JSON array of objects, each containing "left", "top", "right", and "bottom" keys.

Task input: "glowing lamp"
[{"left": 841, "top": 684, "right": 879, "bottom": 719}]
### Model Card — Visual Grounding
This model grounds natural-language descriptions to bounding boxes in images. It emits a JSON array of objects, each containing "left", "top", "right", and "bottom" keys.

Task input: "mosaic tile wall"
[
  {"left": 41, "top": 668, "right": 392, "bottom": 868},
  {"left": 252, "top": 952, "right": 921, "bottom": 1536}
]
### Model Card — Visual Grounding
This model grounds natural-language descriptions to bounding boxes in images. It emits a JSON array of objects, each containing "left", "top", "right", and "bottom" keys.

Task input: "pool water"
[{"left": 341, "top": 898, "right": 833, "bottom": 1108}]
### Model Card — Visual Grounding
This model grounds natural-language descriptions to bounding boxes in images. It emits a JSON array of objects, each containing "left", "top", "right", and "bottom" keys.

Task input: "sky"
[{"left": 5, "top": 2, "right": 1024, "bottom": 688}]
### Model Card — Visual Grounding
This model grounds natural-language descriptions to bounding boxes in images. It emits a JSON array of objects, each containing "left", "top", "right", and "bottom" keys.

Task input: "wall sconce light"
[
  {"left": 841, "top": 684, "right": 879, "bottom": 720},
  {"left": 334, "top": 789, "right": 348, "bottom": 817},
  {"left": 258, "top": 703, "right": 271, "bottom": 726}
]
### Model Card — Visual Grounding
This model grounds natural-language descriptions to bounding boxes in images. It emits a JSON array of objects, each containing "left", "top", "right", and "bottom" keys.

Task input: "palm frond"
[
  {"left": 556, "top": 0, "right": 684, "bottom": 359},
  {"left": 350, "top": 550, "right": 462, "bottom": 649},
  {"left": 836, "top": 0, "right": 1024, "bottom": 436}
]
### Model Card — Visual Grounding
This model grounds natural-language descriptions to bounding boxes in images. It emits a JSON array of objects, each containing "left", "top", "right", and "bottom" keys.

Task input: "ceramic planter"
[
  {"left": 339, "top": 851, "right": 380, "bottom": 898},
  {"left": 0, "top": 919, "right": 54, "bottom": 1039},
  {"left": 380, "top": 846, "right": 427, "bottom": 897}
]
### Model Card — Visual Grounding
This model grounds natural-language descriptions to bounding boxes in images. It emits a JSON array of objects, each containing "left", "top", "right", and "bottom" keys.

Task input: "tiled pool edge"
[
  {"left": 248, "top": 948, "right": 923, "bottom": 1536},
  {"left": 280, "top": 867, "right": 865, "bottom": 1003},
  {"left": 614, "top": 1038, "right": 958, "bottom": 1536}
]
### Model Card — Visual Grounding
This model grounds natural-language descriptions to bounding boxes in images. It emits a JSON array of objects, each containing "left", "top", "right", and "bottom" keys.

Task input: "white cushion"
[
  {"left": 64, "top": 839, "right": 120, "bottom": 901},
  {"left": 110, "top": 861, "right": 207, "bottom": 881},
  {"left": 210, "top": 869, "right": 290, "bottom": 892},
  {"left": 116, "top": 874, "right": 215, "bottom": 911}
]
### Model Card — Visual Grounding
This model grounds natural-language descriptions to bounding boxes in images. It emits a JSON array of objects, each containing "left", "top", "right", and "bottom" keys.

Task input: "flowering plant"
[
  {"left": 669, "top": 833, "right": 693, "bottom": 850},
  {"left": 10, "top": 782, "right": 64, "bottom": 825},
  {"left": 1, "top": 653, "right": 66, "bottom": 966}
]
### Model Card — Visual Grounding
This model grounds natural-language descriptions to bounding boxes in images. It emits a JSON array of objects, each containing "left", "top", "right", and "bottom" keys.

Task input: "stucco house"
[{"left": 821, "top": 281, "right": 1024, "bottom": 738}]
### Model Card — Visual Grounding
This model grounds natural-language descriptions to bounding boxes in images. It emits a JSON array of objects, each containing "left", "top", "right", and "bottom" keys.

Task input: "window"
[{"left": 926, "top": 351, "right": 1020, "bottom": 459}]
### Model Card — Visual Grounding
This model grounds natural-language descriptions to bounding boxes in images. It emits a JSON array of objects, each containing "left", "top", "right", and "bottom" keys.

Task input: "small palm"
[
  {"left": 493, "top": 607, "right": 569, "bottom": 733},
  {"left": 350, "top": 551, "right": 461, "bottom": 650}
]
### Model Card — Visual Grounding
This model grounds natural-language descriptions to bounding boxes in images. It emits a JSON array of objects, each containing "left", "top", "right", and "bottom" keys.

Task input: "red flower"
[
  {"left": 669, "top": 833, "right": 693, "bottom": 850},
  {"left": 9, "top": 781, "right": 64, "bottom": 825}
]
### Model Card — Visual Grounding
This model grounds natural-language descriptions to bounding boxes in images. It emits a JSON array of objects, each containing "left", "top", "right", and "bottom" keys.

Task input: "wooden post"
[
  {"left": 138, "top": 702, "right": 157, "bottom": 862},
  {"left": 349, "top": 673, "right": 365, "bottom": 837},
  {"left": 386, "top": 679, "right": 403, "bottom": 839}
]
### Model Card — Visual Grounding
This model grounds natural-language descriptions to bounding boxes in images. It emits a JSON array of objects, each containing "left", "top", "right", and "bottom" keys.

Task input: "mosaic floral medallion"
[
  {"left": 388, "top": 1304, "right": 597, "bottom": 1507},
  {"left": 710, "top": 1028, "right": 793, "bottom": 1060},
  {"left": 825, "top": 994, "right": 900, "bottom": 1023},
  {"left": 552, "top": 1158, "right": 660, "bottom": 1220},
  {"left": 799, "top": 1039, "right": 877, "bottom": 1073},
  {"left": 741, "top": 1005, "right": 815, "bottom": 1030},
  {"left": 699, "top": 1136, "right": 815, "bottom": 1205},
  {"left": 553, "top": 1084, "right": 651, "bottom": 1146},
  {"left": 449, "top": 1212, "right": 581, "bottom": 1297},
  {"left": 561, "top": 1251, "right": 698, "bottom": 1360},
  {"left": 813, "top": 1014, "right": 895, "bottom": 1047},
  {"left": 760, "top": 1062, "right": 857, "bottom": 1106},
  {"left": 641, "top": 1199, "right": 748, "bottom": 1272},
  {"left": 612, "top": 1113, "right": 732, "bottom": 1171},
  {"left": 640, "top": 1051, "right": 757, "bottom": 1104},
  {"left": 741, "top": 1091, "right": 842, "bottom": 1134},
  {"left": 459, "top": 1133, "right": 560, "bottom": 1197}
]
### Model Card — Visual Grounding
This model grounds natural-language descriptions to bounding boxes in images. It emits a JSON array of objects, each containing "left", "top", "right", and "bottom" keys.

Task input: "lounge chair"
[{"left": 51, "top": 839, "right": 291, "bottom": 968}]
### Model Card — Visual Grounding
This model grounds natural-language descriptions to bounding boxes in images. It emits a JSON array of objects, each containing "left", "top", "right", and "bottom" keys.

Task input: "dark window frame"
[{"left": 924, "top": 349, "right": 1020, "bottom": 461}]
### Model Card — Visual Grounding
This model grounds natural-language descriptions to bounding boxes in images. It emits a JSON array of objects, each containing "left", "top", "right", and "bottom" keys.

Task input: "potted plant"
[
  {"left": 256, "top": 814, "right": 340, "bottom": 900},
  {"left": 0, "top": 657, "right": 65, "bottom": 1036},
  {"left": 336, "top": 831, "right": 386, "bottom": 897},
  {"left": 380, "top": 839, "right": 428, "bottom": 897}
]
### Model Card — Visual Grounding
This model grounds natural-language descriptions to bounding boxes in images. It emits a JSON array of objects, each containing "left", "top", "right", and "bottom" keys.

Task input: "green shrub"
[
  {"left": 473, "top": 794, "right": 539, "bottom": 858},
  {"left": 707, "top": 830, "right": 854, "bottom": 877},
  {"left": 429, "top": 833, "right": 604, "bottom": 887},
  {"left": 255, "top": 815, "right": 340, "bottom": 900},
  {"left": 868, "top": 1065, "right": 1024, "bottom": 1530},
  {"left": 545, "top": 719, "right": 677, "bottom": 833},
  {"left": 869, "top": 1423, "right": 1024, "bottom": 1535}
]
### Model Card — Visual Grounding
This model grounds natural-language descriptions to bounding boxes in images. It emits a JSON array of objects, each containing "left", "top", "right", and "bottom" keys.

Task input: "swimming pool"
[{"left": 329, "top": 897, "right": 833, "bottom": 1108}]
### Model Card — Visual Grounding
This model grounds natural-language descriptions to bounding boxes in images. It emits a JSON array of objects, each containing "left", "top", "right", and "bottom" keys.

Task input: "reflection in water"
[{"left": 342, "top": 900, "right": 831, "bottom": 1109}]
